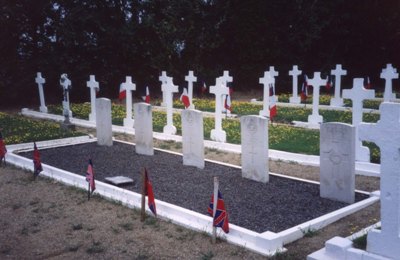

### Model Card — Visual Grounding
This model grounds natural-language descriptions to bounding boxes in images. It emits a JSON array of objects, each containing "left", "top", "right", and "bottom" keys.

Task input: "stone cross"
[
  {"left": 185, "top": 71, "right": 197, "bottom": 109},
  {"left": 159, "top": 71, "right": 169, "bottom": 106},
  {"left": 210, "top": 77, "right": 229, "bottom": 142},
  {"left": 220, "top": 70, "right": 233, "bottom": 87},
  {"left": 259, "top": 71, "right": 274, "bottom": 118},
  {"left": 268, "top": 66, "right": 279, "bottom": 101},
  {"left": 359, "top": 103, "right": 400, "bottom": 258},
  {"left": 162, "top": 77, "right": 179, "bottom": 135},
  {"left": 289, "top": 65, "right": 302, "bottom": 104},
  {"left": 380, "top": 63, "right": 398, "bottom": 102},
  {"left": 87, "top": 75, "right": 100, "bottom": 122},
  {"left": 342, "top": 78, "right": 375, "bottom": 162},
  {"left": 35, "top": 72, "right": 48, "bottom": 113},
  {"left": 307, "top": 72, "right": 326, "bottom": 125},
  {"left": 60, "top": 73, "right": 72, "bottom": 118},
  {"left": 121, "top": 76, "right": 136, "bottom": 128},
  {"left": 330, "top": 64, "right": 347, "bottom": 107}
]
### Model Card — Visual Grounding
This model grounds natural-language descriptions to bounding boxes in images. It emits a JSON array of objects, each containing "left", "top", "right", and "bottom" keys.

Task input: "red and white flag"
[
  {"left": 86, "top": 159, "right": 96, "bottom": 199},
  {"left": 224, "top": 94, "right": 232, "bottom": 112},
  {"left": 364, "top": 77, "right": 372, "bottom": 89},
  {"left": 301, "top": 75, "right": 309, "bottom": 102},
  {"left": 118, "top": 83, "right": 126, "bottom": 100},
  {"left": 269, "top": 84, "right": 277, "bottom": 120},
  {"left": 142, "top": 86, "right": 150, "bottom": 104},
  {"left": 325, "top": 75, "right": 333, "bottom": 92},
  {"left": 180, "top": 88, "right": 191, "bottom": 108},
  {"left": 33, "top": 142, "right": 43, "bottom": 179},
  {"left": 201, "top": 81, "right": 207, "bottom": 94}
]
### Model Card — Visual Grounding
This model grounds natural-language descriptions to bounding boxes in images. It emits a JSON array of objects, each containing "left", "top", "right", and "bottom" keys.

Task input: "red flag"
[
  {"left": 118, "top": 83, "right": 126, "bottom": 100},
  {"left": 224, "top": 94, "right": 232, "bottom": 112},
  {"left": 33, "top": 142, "right": 43, "bottom": 178},
  {"left": 269, "top": 83, "right": 277, "bottom": 120},
  {"left": 0, "top": 131, "right": 6, "bottom": 160},
  {"left": 301, "top": 75, "right": 309, "bottom": 102},
  {"left": 207, "top": 190, "right": 229, "bottom": 233},
  {"left": 144, "top": 168, "right": 157, "bottom": 216},
  {"left": 201, "top": 81, "right": 207, "bottom": 94},
  {"left": 325, "top": 75, "right": 333, "bottom": 92},
  {"left": 180, "top": 88, "right": 191, "bottom": 108},
  {"left": 145, "top": 86, "right": 150, "bottom": 104},
  {"left": 86, "top": 159, "right": 96, "bottom": 194},
  {"left": 364, "top": 77, "right": 372, "bottom": 89}
]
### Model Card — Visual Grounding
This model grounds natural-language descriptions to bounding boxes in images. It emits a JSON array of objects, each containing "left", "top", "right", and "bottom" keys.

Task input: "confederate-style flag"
[
  {"left": 118, "top": 83, "right": 126, "bottom": 100},
  {"left": 301, "top": 75, "right": 309, "bottom": 102},
  {"left": 364, "top": 77, "right": 372, "bottom": 89},
  {"left": 145, "top": 168, "right": 157, "bottom": 216},
  {"left": 180, "top": 87, "right": 191, "bottom": 108},
  {"left": 325, "top": 75, "right": 333, "bottom": 92},
  {"left": 0, "top": 131, "right": 6, "bottom": 161},
  {"left": 269, "top": 83, "right": 277, "bottom": 120},
  {"left": 207, "top": 190, "right": 229, "bottom": 233},
  {"left": 86, "top": 159, "right": 96, "bottom": 194},
  {"left": 33, "top": 142, "right": 43, "bottom": 178}
]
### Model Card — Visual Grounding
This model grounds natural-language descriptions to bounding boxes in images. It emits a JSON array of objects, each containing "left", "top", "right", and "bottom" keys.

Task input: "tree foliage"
[{"left": 1, "top": 0, "right": 399, "bottom": 107}]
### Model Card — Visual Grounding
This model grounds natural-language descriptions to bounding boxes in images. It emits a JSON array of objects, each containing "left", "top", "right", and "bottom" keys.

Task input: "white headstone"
[
  {"left": 181, "top": 109, "right": 204, "bottom": 169},
  {"left": 241, "top": 115, "right": 269, "bottom": 183},
  {"left": 289, "top": 65, "right": 302, "bottom": 104},
  {"left": 380, "top": 64, "right": 398, "bottom": 102},
  {"left": 330, "top": 64, "right": 347, "bottom": 107},
  {"left": 159, "top": 71, "right": 169, "bottom": 107},
  {"left": 259, "top": 71, "right": 274, "bottom": 118},
  {"left": 185, "top": 71, "right": 197, "bottom": 109},
  {"left": 134, "top": 102, "right": 153, "bottom": 155},
  {"left": 162, "top": 77, "right": 179, "bottom": 135},
  {"left": 121, "top": 76, "right": 136, "bottom": 128},
  {"left": 343, "top": 78, "right": 375, "bottom": 162},
  {"left": 87, "top": 75, "right": 99, "bottom": 122},
  {"left": 320, "top": 122, "right": 355, "bottom": 203},
  {"left": 359, "top": 103, "right": 400, "bottom": 259},
  {"left": 307, "top": 72, "right": 326, "bottom": 125},
  {"left": 95, "top": 98, "right": 113, "bottom": 146},
  {"left": 210, "top": 77, "right": 229, "bottom": 142},
  {"left": 35, "top": 72, "right": 48, "bottom": 113}
]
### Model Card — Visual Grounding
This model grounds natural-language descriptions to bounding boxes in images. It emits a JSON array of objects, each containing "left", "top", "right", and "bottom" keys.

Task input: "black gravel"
[{"left": 19, "top": 141, "right": 368, "bottom": 233}]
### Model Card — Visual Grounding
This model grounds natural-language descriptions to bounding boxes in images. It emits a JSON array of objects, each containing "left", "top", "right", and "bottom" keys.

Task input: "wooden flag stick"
[
  {"left": 140, "top": 168, "right": 146, "bottom": 222},
  {"left": 212, "top": 176, "right": 219, "bottom": 244}
]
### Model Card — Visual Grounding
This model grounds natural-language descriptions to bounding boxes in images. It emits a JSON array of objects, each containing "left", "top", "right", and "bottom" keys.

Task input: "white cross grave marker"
[
  {"left": 162, "top": 77, "right": 179, "bottom": 135},
  {"left": 210, "top": 77, "right": 229, "bottom": 142},
  {"left": 289, "top": 65, "right": 302, "bottom": 104},
  {"left": 185, "top": 70, "right": 197, "bottom": 109},
  {"left": 381, "top": 64, "right": 398, "bottom": 102},
  {"left": 330, "top": 64, "right": 347, "bottom": 107},
  {"left": 358, "top": 103, "right": 400, "bottom": 259},
  {"left": 220, "top": 71, "right": 233, "bottom": 114},
  {"left": 35, "top": 72, "right": 48, "bottom": 113},
  {"left": 87, "top": 75, "right": 100, "bottom": 122},
  {"left": 259, "top": 71, "right": 274, "bottom": 118},
  {"left": 342, "top": 78, "right": 375, "bottom": 162},
  {"left": 159, "top": 71, "right": 169, "bottom": 106},
  {"left": 307, "top": 72, "right": 326, "bottom": 125},
  {"left": 268, "top": 66, "right": 279, "bottom": 102},
  {"left": 121, "top": 76, "right": 136, "bottom": 128}
]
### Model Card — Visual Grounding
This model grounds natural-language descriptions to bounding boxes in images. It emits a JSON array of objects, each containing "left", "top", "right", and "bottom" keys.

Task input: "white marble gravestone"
[
  {"left": 185, "top": 71, "right": 197, "bottom": 109},
  {"left": 162, "top": 77, "right": 179, "bottom": 135},
  {"left": 289, "top": 65, "right": 302, "bottom": 104},
  {"left": 96, "top": 98, "right": 113, "bottom": 146},
  {"left": 121, "top": 76, "right": 136, "bottom": 128},
  {"left": 241, "top": 115, "right": 269, "bottom": 183},
  {"left": 210, "top": 77, "right": 229, "bottom": 142},
  {"left": 307, "top": 72, "right": 326, "bottom": 125},
  {"left": 359, "top": 103, "right": 400, "bottom": 259},
  {"left": 181, "top": 109, "right": 204, "bottom": 169},
  {"left": 35, "top": 72, "right": 48, "bottom": 113},
  {"left": 343, "top": 78, "right": 375, "bottom": 162},
  {"left": 330, "top": 64, "right": 347, "bottom": 107},
  {"left": 134, "top": 102, "right": 153, "bottom": 155},
  {"left": 320, "top": 122, "right": 355, "bottom": 203},
  {"left": 87, "top": 75, "right": 100, "bottom": 122},
  {"left": 159, "top": 71, "right": 169, "bottom": 107},
  {"left": 259, "top": 71, "right": 274, "bottom": 118},
  {"left": 380, "top": 64, "right": 398, "bottom": 102}
]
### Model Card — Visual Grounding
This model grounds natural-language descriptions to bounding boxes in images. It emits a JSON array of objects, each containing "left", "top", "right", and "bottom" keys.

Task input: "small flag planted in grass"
[
  {"left": 0, "top": 131, "right": 7, "bottom": 166},
  {"left": 33, "top": 142, "right": 43, "bottom": 179},
  {"left": 141, "top": 168, "right": 157, "bottom": 221},
  {"left": 85, "top": 159, "right": 96, "bottom": 200},
  {"left": 208, "top": 177, "right": 229, "bottom": 243}
]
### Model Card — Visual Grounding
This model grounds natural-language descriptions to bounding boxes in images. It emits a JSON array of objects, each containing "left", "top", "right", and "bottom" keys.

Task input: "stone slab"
[{"left": 105, "top": 176, "right": 134, "bottom": 186}]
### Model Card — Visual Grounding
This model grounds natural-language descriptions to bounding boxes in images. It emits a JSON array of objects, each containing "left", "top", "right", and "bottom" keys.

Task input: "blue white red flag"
[
  {"left": 145, "top": 168, "right": 157, "bottom": 216},
  {"left": 207, "top": 190, "right": 229, "bottom": 233}
]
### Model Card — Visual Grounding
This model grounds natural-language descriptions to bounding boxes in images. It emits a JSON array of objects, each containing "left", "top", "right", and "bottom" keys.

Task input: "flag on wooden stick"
[
  {"left": 85, "top": 159, "right": 96, "bottom": 200},
  {"left": 33, "top": 142, "right": 43, "bottom": 179},
  {"left": 207, "top": 179, "right": 229, "bottom": 234},
  {"left": 144, "top": 168, "right": 157, "bottom": 216}
]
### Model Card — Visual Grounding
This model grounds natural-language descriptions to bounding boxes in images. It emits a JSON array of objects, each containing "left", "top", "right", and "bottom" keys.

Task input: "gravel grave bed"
[{"left": 19, "top": 141, "right": 368, "bottom": 233}]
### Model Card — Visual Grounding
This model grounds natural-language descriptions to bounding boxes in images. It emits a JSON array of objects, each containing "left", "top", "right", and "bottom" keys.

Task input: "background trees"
[{"left": 1, "top": 0, "right": 399, "bottom": 107}]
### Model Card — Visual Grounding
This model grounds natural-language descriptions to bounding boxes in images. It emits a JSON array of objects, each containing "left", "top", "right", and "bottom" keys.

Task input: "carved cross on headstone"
[
  {"left": 185, "top": 71, "right": 197, "bottom": 109},
  {"left": 35, "top": 72, "right": 48, "bottom": 113},
  {"left": 307, "top": 72, "right": 326, "bottom": 125},
  {"left": 380, "top": 63, "right": 398, "bottom": 102},
  {"left": 210, "top": 77, "right": 229, "bottom": 142},
  {"left": 330, "top": 64, "right": 347, "bottom": 107},
  {"left": 343, "top": 78, "right": 375, "bottom": 162},
  {"left": 162, "top": 77, "right": 179, "bottom": 135},
  {"left": 87, "top": 75, "right": 100, "bottom": 122},
  {"left": 121, "top": 76, "right": 136, "bottom": 128},
  {"left": 359, "top": 103, "right": 400, "bottom": 258},
  {"left": 259, "top": 71, "right": 274, "bottom": 118},
  {"left": 159, "top": 71, "right": 169, "bottom": 106},
  {"left": 289, "top": 65, "right": 302, "bottom": 104},
  {"left": 60, "top": 73, "right": 72, "bottom": 119}
]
